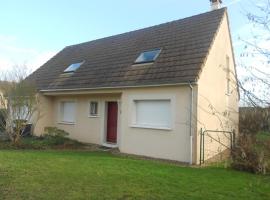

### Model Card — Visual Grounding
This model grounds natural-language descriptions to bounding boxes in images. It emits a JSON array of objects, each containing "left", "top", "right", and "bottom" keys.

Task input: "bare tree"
[
  {"left": 231, "top": 1, "right": 270, "bottom": 174},
  {"left": 0, "top": 66, "right": 39, "bottom": 144},
  {"left": 239, "top": 0, "right": 270, "bottom": 107}
]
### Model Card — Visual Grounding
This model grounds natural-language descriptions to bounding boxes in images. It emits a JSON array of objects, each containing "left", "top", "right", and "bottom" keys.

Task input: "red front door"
[{"left": 106, "top": 102, "right": 118, "bottom": 143}]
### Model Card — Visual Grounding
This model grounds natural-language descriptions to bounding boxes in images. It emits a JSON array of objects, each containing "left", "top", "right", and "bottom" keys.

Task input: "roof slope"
[{"left": 27, "top": 8, "right": 227, "bottom": 91}]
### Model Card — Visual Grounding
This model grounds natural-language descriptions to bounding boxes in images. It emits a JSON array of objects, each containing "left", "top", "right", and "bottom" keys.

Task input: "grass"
[
  {"left": 0, "top": 151, "right": 269, "bottom": 200},
  {"left": 257, "top": 131, "right": 270, "bottom": 141}
]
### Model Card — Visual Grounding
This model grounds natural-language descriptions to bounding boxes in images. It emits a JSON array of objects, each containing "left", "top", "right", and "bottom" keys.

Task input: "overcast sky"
[{"left": 0, "top": 0, "right": 255, "bottom": 73}]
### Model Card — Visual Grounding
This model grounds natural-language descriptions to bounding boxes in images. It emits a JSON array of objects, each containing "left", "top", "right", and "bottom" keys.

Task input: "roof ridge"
[{"left": 66, "top": 7, "right": 227, "bottom": 49}]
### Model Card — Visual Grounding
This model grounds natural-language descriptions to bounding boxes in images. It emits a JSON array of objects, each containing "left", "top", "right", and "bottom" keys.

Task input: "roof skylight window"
[
  {"left": 134, "top": 49, "right": 161, "bottom": 64},
  {"left": 64, "top": 61, "right": 84, "bottom": 73}
]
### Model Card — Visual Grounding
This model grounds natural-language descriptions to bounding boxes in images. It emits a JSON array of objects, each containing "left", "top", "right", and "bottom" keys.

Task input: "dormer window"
[
  {"left": 134, "top": 49, "right": 161, "bottom": 64},
  {"left": 64, "top": 61, "right": 84, "bottom": 73}
]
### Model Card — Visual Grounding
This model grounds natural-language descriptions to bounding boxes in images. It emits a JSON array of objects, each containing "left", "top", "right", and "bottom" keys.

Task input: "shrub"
[
  {"left": 44, "top": 127, "right": 69, "bottom": 137},
  {"left": 0, "top": 127, "right": 84, "bottom": 150},
  {"left": 43, "top": 127, "right": 70, "bottom": 145},
  {"left": 239, "top": 107, "right": 270, "bottom": 134},
  {"left": 231, "top": 133, "right": 270, "bottom": 175}
]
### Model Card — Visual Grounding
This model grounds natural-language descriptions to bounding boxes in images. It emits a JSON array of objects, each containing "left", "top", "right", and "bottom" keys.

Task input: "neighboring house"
[
  {"left": 0, "top": 88, "right": 3, "bottom": 107},
  {"left": 0, "top": 81, "right": 8, "bottom": 109},
  {"left": 27, "top": 6, "right": 239, "bottom": 164},
  {"left": 0, "top": 90, "right": 4, "bottom": 109}
]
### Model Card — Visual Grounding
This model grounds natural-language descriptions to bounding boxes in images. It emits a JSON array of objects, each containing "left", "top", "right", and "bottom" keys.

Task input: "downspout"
[{"left": 189, "top": 82, "right": 194, "bottom": 165}]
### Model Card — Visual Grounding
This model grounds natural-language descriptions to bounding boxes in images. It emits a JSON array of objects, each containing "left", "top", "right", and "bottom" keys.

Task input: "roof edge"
[
  {"left": 225, "top": 10, "right": 240, "bottom": 99},
  {"left": 40, "top": 82, "right": 198, "bottom": 94},
  {"left": 195, "top": 7, "right": 227, "bottom": 81}
]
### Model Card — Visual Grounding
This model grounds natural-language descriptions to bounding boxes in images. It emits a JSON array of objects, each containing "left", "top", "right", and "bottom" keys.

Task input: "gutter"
[
  {"left": 189, "top": 82, "right": 194, "bottom": 165},
  {"left": 40, "top": 82, "right": 197, "bottom": 93},
  {"left": 40, "top": 82, "right": 198, "bottom": 94}
]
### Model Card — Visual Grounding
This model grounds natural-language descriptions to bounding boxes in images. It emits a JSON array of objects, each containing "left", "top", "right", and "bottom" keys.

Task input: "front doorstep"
[{"left": 102, "top": 143, "right": 118, "bottom": 148}]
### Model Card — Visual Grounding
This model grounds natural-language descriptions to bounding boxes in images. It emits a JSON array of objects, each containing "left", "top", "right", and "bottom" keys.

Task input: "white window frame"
[
  {"left": 59, "top": 100, "right": 76, "bottom": 124},
  {"left": 130, "top": 95, "right": 175, "bottom": 131},
  {"left": 89, "top": 101, "right": 99, "bottom": 117},
  {"left": 64, "top": 61, "right": 85, "bottom": 73},
  {"left": 134, "top": 49, "right": 162, "bottom": 64}
]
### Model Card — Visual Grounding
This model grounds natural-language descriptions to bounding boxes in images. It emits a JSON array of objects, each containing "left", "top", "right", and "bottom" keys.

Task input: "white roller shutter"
[
  {"left": 61, "top": 101, "right": 76, "bottom": 123},
  {"left": 135, "top": 100, "right": 171, "bottom": 128}
]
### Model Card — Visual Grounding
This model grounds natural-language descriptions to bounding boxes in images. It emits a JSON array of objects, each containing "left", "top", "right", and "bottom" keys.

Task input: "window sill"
[
  {"left": 88, "top": 115, "right": 99, "bottom": 118},
  {"left": 132, "top": 62, "right": 153, "bottom": 67},
  {"left": 58, "top": 121, "right": 75, "bottom": 125},
  {"left": 130, "top": 124, "right": 172, "bottom": 131}
]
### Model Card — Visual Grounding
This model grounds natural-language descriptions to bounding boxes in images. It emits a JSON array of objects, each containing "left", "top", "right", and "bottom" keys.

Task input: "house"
[
  {"left": 27, "top": 5, "right": 239, "bottom": 164},
  {"left": 0, "top": 88, "right": 3, "bottom": 108},
  {"left": 0, "top": 81, "right": 8, "bottom": 109}
]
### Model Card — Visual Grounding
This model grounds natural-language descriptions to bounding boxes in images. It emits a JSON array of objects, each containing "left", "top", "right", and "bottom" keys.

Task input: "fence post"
[
  {"left": 232, "top": 129, "right": 236, "bottom": 148},
  {"left": 200, "top": 128, "right": 202, "bottom": 165},
  {"left": 202, "top": 129, "right": 205, "bottom": 164}
]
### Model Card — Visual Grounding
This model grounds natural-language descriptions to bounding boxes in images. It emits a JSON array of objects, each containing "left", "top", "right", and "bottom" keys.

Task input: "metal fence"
[{"left": 200, "top": 128, "right": 236, "bottom": 165}]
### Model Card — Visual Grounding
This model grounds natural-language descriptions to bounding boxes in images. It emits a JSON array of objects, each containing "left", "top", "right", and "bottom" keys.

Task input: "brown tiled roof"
[{"left": 27, "top": 8, "right": 227, "bottom": 91}]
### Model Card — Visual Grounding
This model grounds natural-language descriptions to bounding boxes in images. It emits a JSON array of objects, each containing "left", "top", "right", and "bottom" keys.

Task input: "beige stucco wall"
[
  {"left": 34, "top": 93, "right": 121, "bottom": 144},
  {"left": 52, "top": 94, "right": 120, "bottom": 144},
  {"left": 33, "top": 94, "right": 54, "bottom": 135},
  {"left": 36, "top": 85, "right": 192, "bottom": 163},
  {"left": 196, "top": 13, "right": 239, "bottom": 163},
  {"left": 120, "top": 86, "right": 192, "bottom": 163}
]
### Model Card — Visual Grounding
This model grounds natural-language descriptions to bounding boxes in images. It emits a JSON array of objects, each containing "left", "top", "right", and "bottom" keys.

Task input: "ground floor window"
[
  {"left": 133, "top": 99, "right": 171, "bottom": 129},
  {"left": 60, "top": 101, "right": 76, "bottom": 123},
  {"left": 89, "top": 101, "right": 98, "bottom": 117}
]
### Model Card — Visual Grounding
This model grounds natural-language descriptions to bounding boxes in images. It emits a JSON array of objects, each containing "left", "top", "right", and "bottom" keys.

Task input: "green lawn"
[
  {"left": 257, "top": 131, "right": 270, "bottom": 141},
  {"left": 0, "top": 151, "right": 269, "bottom": 200}
]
